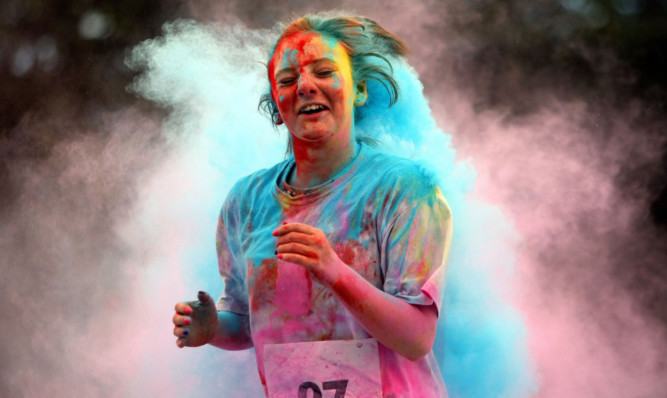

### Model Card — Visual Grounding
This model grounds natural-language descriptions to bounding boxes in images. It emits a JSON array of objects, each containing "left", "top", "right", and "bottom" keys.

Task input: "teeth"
[{"left": 301, "top": 104, "right": 326, "bottom": 113}]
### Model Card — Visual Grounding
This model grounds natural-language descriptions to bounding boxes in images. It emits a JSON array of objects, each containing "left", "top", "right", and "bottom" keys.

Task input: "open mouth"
[{"left": 298, "top": 104, "right": 329, "bottom": 115}]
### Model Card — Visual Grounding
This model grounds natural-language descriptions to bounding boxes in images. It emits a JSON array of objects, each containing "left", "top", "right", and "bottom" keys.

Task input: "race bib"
[{"left": 263, "top": 338, "right": 383, "bottom": 398}]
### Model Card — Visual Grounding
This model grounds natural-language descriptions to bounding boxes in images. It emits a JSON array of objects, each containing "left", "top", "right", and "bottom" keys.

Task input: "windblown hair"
[{"left": 258, "top": 14, "right": 408, "bottom": 138}]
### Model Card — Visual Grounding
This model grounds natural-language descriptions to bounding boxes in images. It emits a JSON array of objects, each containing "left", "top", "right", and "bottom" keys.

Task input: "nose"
[{"left": 297, "top": 73, "right": 317, "bottom": 96}]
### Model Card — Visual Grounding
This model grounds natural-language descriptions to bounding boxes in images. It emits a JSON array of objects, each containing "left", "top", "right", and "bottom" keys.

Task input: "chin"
[
  {"left": 299, "top": 133, "right": 329, "bottom": 142},
  {"left": 293, "top": 130, "right": 334, "bottom": 143}
]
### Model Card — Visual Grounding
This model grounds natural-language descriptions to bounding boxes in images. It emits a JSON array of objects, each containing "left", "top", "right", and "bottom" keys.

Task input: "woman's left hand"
[{"left": 272, "top": 222, "right": 343, "bottom": 284}]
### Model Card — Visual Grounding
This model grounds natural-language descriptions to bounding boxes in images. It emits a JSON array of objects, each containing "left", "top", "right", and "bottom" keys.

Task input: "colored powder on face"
[
  {"left": 279, "top": 95, "right": 284, "bottom": 102},
  {"left": 289, "top": 49, "right": 299, "bottom": 67},
  {"left": 123, "top": 20, "right": 536, "bottom": 397},
  {"left": 275, "top": 48, "right": 292, "bottom": 73},
  {"left": 331, "top": 75, "right": 341, "bottom": 89},
  {"left": 321, "top": 36, "right": 338, "bottom": 53}
]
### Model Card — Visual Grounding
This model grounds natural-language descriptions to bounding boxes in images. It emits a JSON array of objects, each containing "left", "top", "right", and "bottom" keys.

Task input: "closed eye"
[
  {"left": 316, "top": 69, "right": 334, "bottom": 77},
  {"left": 278, "top": 77, "right": 297, "bottom": 86}
]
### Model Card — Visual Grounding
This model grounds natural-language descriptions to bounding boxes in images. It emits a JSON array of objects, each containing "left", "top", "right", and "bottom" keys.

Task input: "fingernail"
[
  {"left": 282, "top": 221, "right": 287, "bottom": 225},
  {"left": 184, "top": 318, "right": 190, "bottom": 325},
  {"left": 274, "top": 250, "right": 277, "bottom": 255},
  {"left": 183, "top": 330, "right": 189, "bottom": 336},
  {"left": 185, "top": 307, "right": 192, "bottom": 315},
  {"left": 198, "top": 290, "right": 206, "bottom": 296},
  {"left": 277, "top": 254, "right": 283, "bottom": 259}
]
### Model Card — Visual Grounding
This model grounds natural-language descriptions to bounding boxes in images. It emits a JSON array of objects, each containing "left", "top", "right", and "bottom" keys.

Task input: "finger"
[
  {"left": 276, "top": 231, "right": 317, "bottom": 246},
  {"left": 172, "top": 313, "right": 191, "bottom": 326},
  {"left": 173, "top": 326, "right": 190, "bottom": 338},
  {"left": 197, "top": 290, "right": 216, "bottom": 307},
  {"left": 176, "top": 338, "right": 186, "bottom": 348},
  {"left": 174, "top": 302, "right": 193, "bottom": 315},
  {"left": 276, "top": 242, "right": 317, "bottom": 258},
  {"left": 276, "top": 252, "right": 317, "bottom": 268},
  {"left": 272, "top": 222, "right": 316, "bottom": 237}
]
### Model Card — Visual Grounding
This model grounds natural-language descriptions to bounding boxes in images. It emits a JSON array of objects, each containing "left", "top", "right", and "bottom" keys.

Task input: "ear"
[
  {"left": 354, "top": 81, "right": 368, "bottom": 106},
  {"left": 274, "top": 113, "right": 284, "bottom": 125}
]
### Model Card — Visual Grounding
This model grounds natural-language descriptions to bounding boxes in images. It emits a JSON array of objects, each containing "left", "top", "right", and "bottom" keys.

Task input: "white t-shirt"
[{"left": 216, "top": 143, "right": 452, "bottom": 397}]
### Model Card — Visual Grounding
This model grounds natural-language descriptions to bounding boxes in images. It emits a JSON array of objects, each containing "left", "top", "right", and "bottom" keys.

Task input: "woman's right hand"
[{"left": 173, "top": 291, "right": 218, "bottom": 348}]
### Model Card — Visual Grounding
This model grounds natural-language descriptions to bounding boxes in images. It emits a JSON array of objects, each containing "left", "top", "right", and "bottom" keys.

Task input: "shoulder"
[
  {"left": 221, "top": 158, "right": 291, "bottom": 216},
  {"left": 227, "top": 159, "right": 290, "bottom": 200},
  {"left": 361, "top": 146, "right": 439, "bottom": 199}
]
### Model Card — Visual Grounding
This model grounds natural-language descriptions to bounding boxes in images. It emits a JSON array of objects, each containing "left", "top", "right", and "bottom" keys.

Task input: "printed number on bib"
[
  {"left": 298, "top": 380, "right": 347, "bottom": 398},
  {"left": 263, "top": 339, "right": 382, "bottom": 397}
]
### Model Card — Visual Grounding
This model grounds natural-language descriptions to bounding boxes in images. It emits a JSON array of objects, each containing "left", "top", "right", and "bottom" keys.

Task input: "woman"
[{"left": 172, "top": 14, "right": 452, "bottom": 397}]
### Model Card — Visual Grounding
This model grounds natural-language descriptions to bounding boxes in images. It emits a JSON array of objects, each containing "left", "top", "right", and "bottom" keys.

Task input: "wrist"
[
  {"left": 323, "top": 259, "right": 358, "bottom": 291},
  {"left": 319, "top": 257, "right": 350, "bottom": 289},
  {"left": 205, "top": 312, "right": 219, "bottom": 342}
]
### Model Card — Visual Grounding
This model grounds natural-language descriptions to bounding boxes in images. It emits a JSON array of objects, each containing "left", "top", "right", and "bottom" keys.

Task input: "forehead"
[{"left": 270, "top": 32, "right": 348, "bottom": 73}]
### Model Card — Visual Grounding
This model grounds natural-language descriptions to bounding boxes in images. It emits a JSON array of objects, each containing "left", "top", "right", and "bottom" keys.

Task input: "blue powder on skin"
[
  {"left": 277, "top": 48, "right": 294, "bottom": 71},
  {"left": 289, "top": 49, "right": 299, "bottom": 67},
  {"left": 321, "top": 36, "right": 338, "bottom": 61},
  {"left": 331, "top": 75, "right": 340, "bottom": 89}
]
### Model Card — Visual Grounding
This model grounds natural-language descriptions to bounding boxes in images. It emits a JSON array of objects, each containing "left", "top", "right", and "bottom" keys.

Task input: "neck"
[{"left": 290, "top": 133, "right": 358, "bottom": 189}]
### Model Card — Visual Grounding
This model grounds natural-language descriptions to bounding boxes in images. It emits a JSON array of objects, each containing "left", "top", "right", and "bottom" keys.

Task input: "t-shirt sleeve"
[
  {"left": 381, "top": 187, "right": 452, "bottom": 316},
  {"left": 216, "top": 188, "right": 249, "bottom": 315}
]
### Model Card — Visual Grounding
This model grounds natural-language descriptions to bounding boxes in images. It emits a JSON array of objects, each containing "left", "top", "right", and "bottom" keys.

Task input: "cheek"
[
  {"left": 270, "top": 85, "right": 281, "bottom": 109},
  {"left": 269, "top": 68, "right": 287, "bottom": 111},
  {"left": 326, "top": 78, "right": 350, "bottom": 102},
  {"left": 273, "top": 88, "right": 285, "bottom": 105},
  {"left": 334, "top": 76, "right": 355, "bottom": 109},
  {"left": 336, "top": 85, "right": 355, "bottom": 115},
  {"left": 274, "top": 90, "right": 294, "bottom": 119}
]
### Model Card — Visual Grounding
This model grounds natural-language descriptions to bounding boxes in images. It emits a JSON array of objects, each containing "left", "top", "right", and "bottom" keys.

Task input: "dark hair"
[{"left": 258, "top": 13, "right": 408, "bottom": 152}]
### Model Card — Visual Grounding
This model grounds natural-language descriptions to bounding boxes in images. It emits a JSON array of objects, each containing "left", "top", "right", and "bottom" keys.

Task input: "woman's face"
[{"left": 269, "top": 32, "right": 358, "bottom": 147}]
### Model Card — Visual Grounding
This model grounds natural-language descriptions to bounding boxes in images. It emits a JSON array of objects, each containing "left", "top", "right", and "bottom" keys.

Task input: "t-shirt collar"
[{"left": 275, "top": 143, "right": 366, "bottom": 204}]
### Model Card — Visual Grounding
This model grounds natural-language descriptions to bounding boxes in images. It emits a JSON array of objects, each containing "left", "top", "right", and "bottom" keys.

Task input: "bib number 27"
[{"left": 298, "top": 380, "right": 348, "bottom": 398}]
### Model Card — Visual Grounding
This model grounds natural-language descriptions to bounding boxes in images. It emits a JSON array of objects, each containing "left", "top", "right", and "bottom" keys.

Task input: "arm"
[
  {"left": 210, "top": 310, "right": 253, "bottom": 350},
  {"left": 174, "top": 183, "right": 252, "bottom": 350},
  {"left": 173, "top": 291, "right": 253, "bottom": 350},
  {"left": 330, "top": 259, "right": 438, "bottom": 360},
  {"left": 274, "top": 223, "right": 440, "bottom": 361}
]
